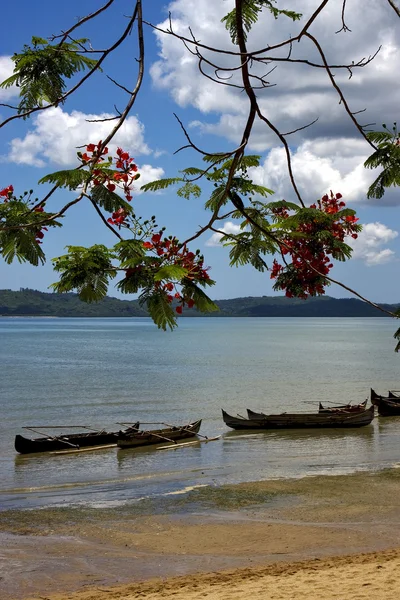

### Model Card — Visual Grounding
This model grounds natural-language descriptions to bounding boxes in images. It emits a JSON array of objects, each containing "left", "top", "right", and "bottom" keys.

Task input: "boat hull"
[
  {"left": 376, "top": 399, "right": 400, "bottom": 417},
  {"left": 117, "top": 420, "right": 202, "bottom": 449},
  {"left": 15, "top": 422, "right": 140, "bottom": 454},
  {"left": 222, "top": 406, "right": 375, "bottom": 430}
]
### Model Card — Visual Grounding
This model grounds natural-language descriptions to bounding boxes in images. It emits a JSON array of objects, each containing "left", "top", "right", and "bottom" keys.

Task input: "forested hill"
[{"left": 0, "top": 289, "right": 398, "bottom": 318}]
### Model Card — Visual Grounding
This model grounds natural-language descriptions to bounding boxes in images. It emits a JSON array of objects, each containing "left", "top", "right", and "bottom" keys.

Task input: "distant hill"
[{"left": 0, "top": 288, "right": 397, "bottom": 318}]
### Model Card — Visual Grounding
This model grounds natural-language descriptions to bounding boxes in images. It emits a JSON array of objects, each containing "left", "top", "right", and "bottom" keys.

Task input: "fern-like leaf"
[
  {"left": 91, "top": 185, "right": 133, "bottom": 214},
  {"left": 39, "top": 168, "right": 91, "bottom": 190},
  {"left": 144, "top": 292, "right": 177, "bottom": 331},
  {"left": 177, "top": 182, "right": 202, "bottom": 200},
  {"left": 140, "top": 178, "right": 183, "bottom": 193},
  {"left": 0, "top": 37, "right": 98, "bottom": 115},
  {"left": 154, "top": 265, "right": 189, "bottom": 281}
]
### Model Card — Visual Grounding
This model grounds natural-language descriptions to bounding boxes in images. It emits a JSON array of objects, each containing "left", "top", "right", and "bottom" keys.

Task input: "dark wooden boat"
[
  {"left": 370, "top": 388, "right": 399, "bottom": 405},
  {"left": 375, "top": 398, "right": 400, "bottom": 417},
  {"left": 117, "top": 420, "right": 202, "bottom": 449},
  {"left": 388, "top": 391, "right": 400, "bottom": 399},
  {"left": 15, "top": 422, "right": 140, "bottom": 454},
  {"left": 318, "top": 400, "right": 368, "bottom": 413},
  {"left": 222, "top": 406, "right": 375, "bottom": 430}
]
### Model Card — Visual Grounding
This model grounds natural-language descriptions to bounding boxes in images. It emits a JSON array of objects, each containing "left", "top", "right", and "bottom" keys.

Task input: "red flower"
[
  {"left": 143, "top": 241, "right": 153, "bottom": 249},
  {"left": 107, "top": 183, "right": 116, "bottom": 192},
  {"left": 0, "top": 185, "right": 14, "bottom": 197},
  {"left": 176, "top": 306, "right": 183, "bottom": 314}
]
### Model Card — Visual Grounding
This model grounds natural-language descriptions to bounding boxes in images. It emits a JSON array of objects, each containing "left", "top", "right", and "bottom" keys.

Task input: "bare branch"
[
  {"left": 387, "top": 0, "right": 400, "bottom": 18},
  {"left": 51, "top": 0, "right": 117, "bottom": 46},
  {"left": 304, "top": 32, "right": 377, "bottom": 149},
  {"left": 336, "top": 0, "right": 352, "bottom": 33},
  {"left": 86, "top": 194, "right": 123, "bottom": 240}
]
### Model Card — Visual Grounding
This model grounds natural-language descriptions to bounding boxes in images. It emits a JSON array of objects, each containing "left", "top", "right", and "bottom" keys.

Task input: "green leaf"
[
  {"left": 91, "top": 185, "right": 133, "bottom": 214},
  {"left": 154, "top": 265, "right": 189, "bottom": 281},
  {"left": 51, "top": 244, "right": 116, "bottom": 303},
  {"left": 0, "top": 229, "right": 45, "bottom": 265},
  {"left": 140, "top": 178, "right": 183, "bottom": 193},
  {"left": 222, "top": 1, "right": 301, "bottom": 44},
  {"left": 115, "top": 239, "right": 146, "bottom": 263},
  {"left": 182, "top": 283, "right": 219, "bottom": 313},
  {"left": 39, "top": 168, "right": 91, "bottom": 190},
  {"left": 0, "top": 37, "right": 98, "bottom": 115},
  {"left": 177, "top": 182, "right": 202, "bottom": 200},
  {"left": 205, "top": 186, "right": 228, "bottom": 211},
  {"left": 144, "top": 292, "right": 177, "bottom": 331}
]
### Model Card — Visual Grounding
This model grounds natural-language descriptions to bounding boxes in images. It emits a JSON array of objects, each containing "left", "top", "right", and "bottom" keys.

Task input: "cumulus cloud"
[
  {"left": 151, "top": 0, "right": 400, "bottom": 151},
  {"left": 7, "top": 107, "right": 152, "bottom": 167},
  {"left": 348, "top": 222, "right": 398, "bottom": 266},
  {"left": 0, "top": 56, "right": 17, "bottom": 101},
  {"left": 136, "top": 164, "right": 165, "bottom": 193},
  {"left": 205, "top": 221, "right": 242, "bottom": 247},
  {"left": 248, "top": 138, "right": 376, "bottom": 204}
]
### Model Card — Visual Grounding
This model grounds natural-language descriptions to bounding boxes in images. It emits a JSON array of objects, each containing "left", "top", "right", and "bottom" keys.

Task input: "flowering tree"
[{"left": 1, "top": 1, "right": 399, "bottom": 335}]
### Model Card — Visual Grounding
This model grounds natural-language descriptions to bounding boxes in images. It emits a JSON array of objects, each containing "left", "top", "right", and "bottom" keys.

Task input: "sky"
[{"left": 0, "top": 0, "right": 399, "bottom": 303}]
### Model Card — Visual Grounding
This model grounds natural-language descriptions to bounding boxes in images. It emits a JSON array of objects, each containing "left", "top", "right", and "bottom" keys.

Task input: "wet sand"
[{"left": 2, "top": 469, "right": 400, "bottom": 599}]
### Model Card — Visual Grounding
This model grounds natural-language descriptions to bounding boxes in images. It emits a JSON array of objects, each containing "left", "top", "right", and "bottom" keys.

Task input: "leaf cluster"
[
  {"left": 222, "top": 1, "right": 301, "bottom": 44},
  {"left": 364, "top": 124, "right": 400, "bottom": 199},
  {"left": 0, "top": 198, "right": 61, "bottom": 265},
  {"left": 51, "top": 245, "right": 117, "bottom": 302},
  {"left": 0, "top": 37, "right": 98, "bottom": 115}
]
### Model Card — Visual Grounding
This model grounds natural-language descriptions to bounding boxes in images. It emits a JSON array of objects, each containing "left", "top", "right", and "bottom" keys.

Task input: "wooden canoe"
[
  {"left": 15, "top": 422, "right": 140, "bottom": 454},
  {"left": 222, "top": 406, "right": 375, "bottom": 430},
  {"left": 376, "top": 398, "right": 400, "bottom": 417},
  {"left": 117, "top": 420, "right": 202, "bottom": 449}
]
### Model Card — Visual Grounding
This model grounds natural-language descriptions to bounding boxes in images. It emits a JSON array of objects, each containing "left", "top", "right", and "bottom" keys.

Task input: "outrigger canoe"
[
  {"left": 117, "top": 420, "right": 202, "bottom": 449},
  {"left": 15, "top": 422, "right": 140, "bottom": 454},
  {"left": 221, "top": 406, "right": 375, "bottom": 430}
]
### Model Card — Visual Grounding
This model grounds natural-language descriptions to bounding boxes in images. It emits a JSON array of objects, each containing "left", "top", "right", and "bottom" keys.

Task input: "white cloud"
[
  {"left": 135, "top": 164, "right": 165, "bottom": 193},
  {"left": 151, "top": 0, "right": 400, "bottom": 153},
  {"left": 0, "top": 56, "right": 17, "bottom": 101},
  {"left": 205, "top": 221, "right": 242, "bottom": 247},
  {"left": 349, "top": 222, "right": 398, "bottom": 266},
  {"left": 248, "top": 138, "right": 375, "bottom": 204},
  {"left": 7, "top": 107, "right": 152, "bottom": 167}
]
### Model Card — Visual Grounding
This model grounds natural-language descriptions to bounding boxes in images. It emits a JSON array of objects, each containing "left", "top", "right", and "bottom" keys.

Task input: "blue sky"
[{"left": 1, "top": 0, "right": 400, "bottom": 303}]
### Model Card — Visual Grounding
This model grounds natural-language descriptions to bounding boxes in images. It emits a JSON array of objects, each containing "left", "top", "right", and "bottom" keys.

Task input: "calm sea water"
[{"left": 1, "top": 316, "right": 400, "bottom": 511}]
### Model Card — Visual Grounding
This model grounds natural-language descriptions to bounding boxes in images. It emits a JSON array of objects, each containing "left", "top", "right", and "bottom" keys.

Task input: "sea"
[{"left": 1, "top": 316, "right": 400, "bottom": 512}]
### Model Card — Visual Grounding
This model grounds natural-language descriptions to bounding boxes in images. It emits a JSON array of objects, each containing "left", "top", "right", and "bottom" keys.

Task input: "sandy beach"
[{"left": 2, "top": 469, "right": 400, "bottom": 600}]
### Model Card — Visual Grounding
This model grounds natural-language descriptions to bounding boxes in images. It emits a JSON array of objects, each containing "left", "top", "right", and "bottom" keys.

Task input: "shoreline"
[
  {"left": 2, "top": 469, "right": 400, "bottom": 599},
  {"left": 46, "top": 548, "right": 400, "bottom": 600}
]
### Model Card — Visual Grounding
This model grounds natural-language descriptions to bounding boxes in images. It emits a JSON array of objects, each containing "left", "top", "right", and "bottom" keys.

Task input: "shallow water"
[{"left": 1, "top": 316, "right": 400, "bottom": 511}]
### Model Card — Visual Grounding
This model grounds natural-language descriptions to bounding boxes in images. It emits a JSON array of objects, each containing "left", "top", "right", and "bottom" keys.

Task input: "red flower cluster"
[
  {"left": 107, "top": 208, "right": 128, "bottom": 227},
  {"left": 270, "top": 192, "right": 360, "bottom": 299},
  {"left": 1, "top": 184, "right": 49, "bottom": 244},
  {"left": 0, "top": 185, "right": 14, "bottom": 202},
  {"left": 127, "top": 232, "right": 210, "bottom": 314},
  {"left": 80, "top": 142, "right": 139, "bottom": 203}
]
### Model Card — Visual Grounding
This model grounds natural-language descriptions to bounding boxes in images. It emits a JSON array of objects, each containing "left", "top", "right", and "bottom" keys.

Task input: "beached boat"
[
  {"left": 370, "top": 388, "right": 400, "bottom": 405},
  {"left": 117, "top": 420, "right": 202, "bottom": 449},
  {"left": 375, "top": 398, "right": 400, "bottom": 417},
  {"left": 15, "top": 422, "right": 140, "bottom": 454},
  {"left": 318, "top": 400, "right": 368, "bottom": 413},
  {"left": 221, "top": 406, "right": 375, "bottom": 430}
]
